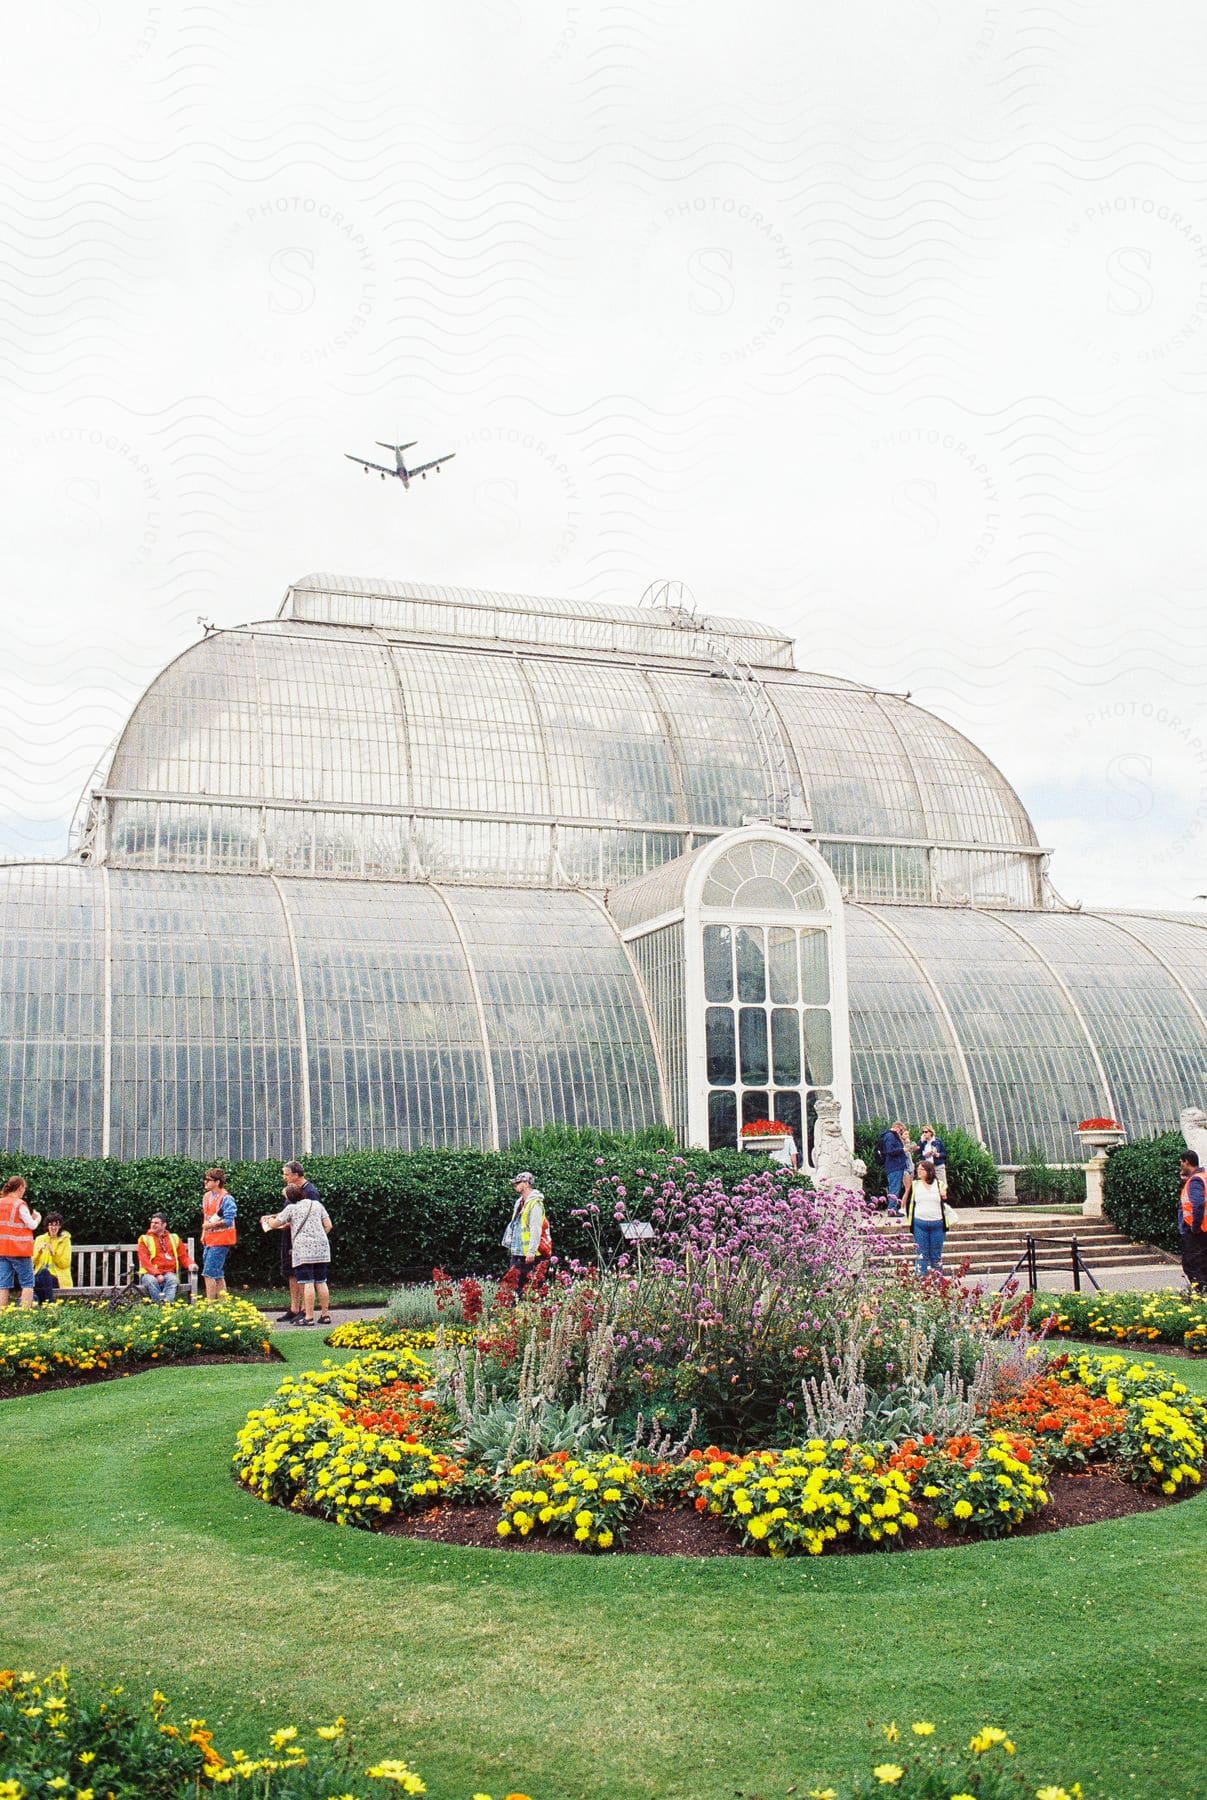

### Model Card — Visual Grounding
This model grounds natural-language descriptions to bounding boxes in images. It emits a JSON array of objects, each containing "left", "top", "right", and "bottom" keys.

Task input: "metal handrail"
[
  {"left": 1069, "top": 1237, "right": 1102, "bottom": 1293},
  {"left": 999, "top": 1234, "right": 1038, "bottom": 1294}
]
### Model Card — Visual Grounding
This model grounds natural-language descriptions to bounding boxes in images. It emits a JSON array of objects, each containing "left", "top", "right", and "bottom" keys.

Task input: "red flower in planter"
[
  {"left": 1077, "top": 1118, "right": 1121, "bottom": 1130},
  {"left": 739, "top": 1118, "right": 788, "bottom": 1137}
]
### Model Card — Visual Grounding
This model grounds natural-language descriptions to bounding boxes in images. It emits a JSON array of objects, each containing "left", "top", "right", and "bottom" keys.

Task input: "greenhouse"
[{"left": 1, "top": 571, "right": 1204, "bottom": 1170}]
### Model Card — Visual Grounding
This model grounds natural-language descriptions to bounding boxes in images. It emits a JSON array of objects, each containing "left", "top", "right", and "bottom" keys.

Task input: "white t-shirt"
[
  {"left": 768, "top": 1133, "right": 798, "bottom": 1168},
  {"left": 911, "top": 1180, "right": 945, "bottom": 1223}
]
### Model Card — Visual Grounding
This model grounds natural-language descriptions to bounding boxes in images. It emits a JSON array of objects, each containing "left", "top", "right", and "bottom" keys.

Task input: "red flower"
[{"left": 739, "top": 1118, "right": 789, "bottom": 1137}]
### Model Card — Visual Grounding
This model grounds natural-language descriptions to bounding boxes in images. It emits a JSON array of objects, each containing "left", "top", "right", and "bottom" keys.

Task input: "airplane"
[{"left": 344, "top": 439, "right": 456, "bottom": 488}]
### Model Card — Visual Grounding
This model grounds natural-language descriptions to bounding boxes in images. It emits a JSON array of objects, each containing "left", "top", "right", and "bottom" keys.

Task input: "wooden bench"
[{"left": 50, "top": 1239, "right": 199, "bottom": 1303}]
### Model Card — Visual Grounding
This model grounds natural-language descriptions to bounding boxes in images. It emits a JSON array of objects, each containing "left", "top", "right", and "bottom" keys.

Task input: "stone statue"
[
  {"left": 1180, "top": 1105, "right": 1207, "bottom": 1167},
  {"left": 810, "top": 1094, "right": 867, "bottom": 1192}
]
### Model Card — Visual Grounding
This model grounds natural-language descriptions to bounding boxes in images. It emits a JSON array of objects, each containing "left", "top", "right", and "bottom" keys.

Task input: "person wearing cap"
[{"left": 501, "top": 1172, "right": 548, "bottom": 1295}]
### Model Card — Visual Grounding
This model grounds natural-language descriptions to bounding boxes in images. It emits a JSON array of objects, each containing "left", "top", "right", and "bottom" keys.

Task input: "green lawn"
[
  {"left": 233, "top": 1283, "right": 392, "bottom": 1310},
  {"left": 1, "top": 1339, "right": 1204, "bottom": 1800}
]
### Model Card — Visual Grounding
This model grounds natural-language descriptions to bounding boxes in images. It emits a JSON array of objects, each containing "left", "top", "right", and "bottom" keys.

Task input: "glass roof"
[
  {"left": 281, "top": 573, "right": 797, "bottom": 668},
  {"left": 96, "top": 617, "right": 1040, "bottom": 865}
]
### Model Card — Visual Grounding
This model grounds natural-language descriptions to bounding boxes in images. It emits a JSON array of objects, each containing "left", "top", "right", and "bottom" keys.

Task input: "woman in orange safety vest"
[
  {"left": 0, "top": 1175, "right": 42, "bottom": 1311},
  {"left": 200, "top": 1167, "right": 238, "bottom": 1300}
]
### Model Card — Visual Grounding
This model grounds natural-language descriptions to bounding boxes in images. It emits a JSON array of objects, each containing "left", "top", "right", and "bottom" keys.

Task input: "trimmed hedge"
[
  {"left": 1103, "top": 1131, "right": 1183, "bottom": 1254},
  {"left": 0, "top": 1133, "right": 763, "bottom": 1288},
  {"left": 855, "top": 1118, "right": 999, "bottom": 1209}
]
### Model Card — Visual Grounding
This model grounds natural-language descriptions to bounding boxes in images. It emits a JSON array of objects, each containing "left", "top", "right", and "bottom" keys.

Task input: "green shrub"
[
  {"left": 855, "top": 1118, "right": 998, "bottom": 1208},
  {"left": 1103, "top": 1131, "right": 1184, "bottom": 1253},
  {"left": 1016, "top": 1146, "right": 1084, "bottom": 1206},
  {"left": 0, "top": 1133, "right": 759, "bottom": 1288}
]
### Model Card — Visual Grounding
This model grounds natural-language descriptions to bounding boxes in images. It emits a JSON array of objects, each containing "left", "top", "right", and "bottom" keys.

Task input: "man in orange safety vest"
[{"left": 1177, "top": 1149, "right": 1207, "bottom": 1292}]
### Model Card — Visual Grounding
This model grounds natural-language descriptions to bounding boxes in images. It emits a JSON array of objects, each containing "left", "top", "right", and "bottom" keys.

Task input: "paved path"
[
  {"left": 261, "top": 1306, "right": 388, "bottom": 1332},
  {"left": 1028, "top": 1263, "right": 1189, "bottom": 1294}
]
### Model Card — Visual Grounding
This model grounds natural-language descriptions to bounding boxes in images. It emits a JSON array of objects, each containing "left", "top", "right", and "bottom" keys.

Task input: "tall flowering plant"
[{"left": 574, "top": 1162, "right": 887, "bottom": 1441}]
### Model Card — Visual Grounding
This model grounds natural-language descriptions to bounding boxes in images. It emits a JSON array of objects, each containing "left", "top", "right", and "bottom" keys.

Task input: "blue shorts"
[
  {"left": 292, "top": 1261, "right": 329, "bottom": 1284},
  {"left": 202, "top": 1245, "right": 230, "bottom": 1279},
  {"left": 0, "top": 1255, "right": 34, "bottom": 1290}
]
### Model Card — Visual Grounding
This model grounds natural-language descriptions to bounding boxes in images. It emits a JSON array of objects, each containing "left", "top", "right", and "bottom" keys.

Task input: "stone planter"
[
  {"left": 741, "top": 1132, "right": 789, "bottom": 1157},
  {"left": 1075, "top": 1127, "right": 1126, "bottom": 1158}
]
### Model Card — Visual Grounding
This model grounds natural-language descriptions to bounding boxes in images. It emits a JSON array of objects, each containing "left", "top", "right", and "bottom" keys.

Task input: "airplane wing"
[
  {"left": 345, "top": 453, "right": 396, "bottom": 475},
  {"left": 407, "top": 453, "right": 456, "bottom": 477}
]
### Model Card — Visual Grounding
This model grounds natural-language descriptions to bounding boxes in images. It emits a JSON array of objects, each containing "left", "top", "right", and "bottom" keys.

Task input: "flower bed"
[
  {"left": 700, "top": 1444, "right": 919, "bottom": 1555},
  {"left": 327, "top": 1319, "right": 477, "bottom": 1352},
  {"left": 232, "top": 1350, "right": 474, "bottom": 1525},
  {"left": 0, "top": 1297, "right": 274, "bottom": 1396},
  {"left": 497, "top": 1451, "right": 646, "bottom": 1550},
  {"left": 0, "top": 1666, "right": 526, "bottom": 1797},
  {"left": 1051, "top": 1352, "right": 1206, "bottom": 1496},
  {"left": 986, "top": 1377, "right": 1128, "bottom": 1470},
  {"left": 0, "top": 1669, "right": 1087, "bottom": 1799},
  {"left": 1033, "top": 1288, "right": 1207, "bottom": 1353},
  {"left": 233, "top": 1348, "right": 1204, "bottom": 1556}
]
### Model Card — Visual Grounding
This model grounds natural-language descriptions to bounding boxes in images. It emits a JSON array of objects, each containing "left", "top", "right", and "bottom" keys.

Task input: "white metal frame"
[{"left": 620, "top": 825, "right": 853, "bottom": 1156}]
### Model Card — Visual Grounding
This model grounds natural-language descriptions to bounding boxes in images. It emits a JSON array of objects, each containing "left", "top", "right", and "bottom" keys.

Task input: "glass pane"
[
  {"left": 703, "top": 924, "right": 733, "bottom": 1002},
  {"left": 738, "top": 1007, "right": 769, "bottom": 1084},
  {"left": 773, "top": 1088, "right": 803, "bottom": 1149},
  {"left": 736, "top": 927, "right": 766, "bottom": 1002},
  {"left": 708, "top": 1088, "right": 737, "bottom": 1149},
  {"left": 771, "top": 1008, "right": 801, "bottom": 1084},
  {"left": 800, "top": 929, "right": 830, "bottom": 1004},
  {"left": 706, "top": 1006, "right": 736, "bottom": 1085},
  {"left": 804, "top": 1008, "right": 834, "bottom": 1085},
  {"left": 768, "top": 926, "right": 798, "bottom": 1003},
  {"left": 741, "top": 1088, "right": 770, "bottom": 1126}
]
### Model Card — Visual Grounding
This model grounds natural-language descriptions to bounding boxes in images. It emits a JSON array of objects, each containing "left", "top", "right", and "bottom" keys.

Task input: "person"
[
  {"left": 261, "top": 1163, "right": 332, "bottom": 1327},
  {"left": 501, "top": 1172, "right": 547, "bottom": 1295},
  {"left": 276, "top": 1211, "right": 301, "bottom": 1323},
  {"left": 136, "top": 1211, "right": 193, "bottom": 1303},
  {"left": 767, "top": 1129, "right": 800, "bottom": 1173},
  {"left": 906, "top": 1159, "right": 948, "bottom": 1276},
  {"left": 917, "top": 1125, "right": 948, "bottom": 1197},
  {"left": 875, "top": 1122, "right": 912, "bottom": 1219},
  {"left": 0, "top": 1176, "right": 41, "bottom": 1310},
  {"left": 272, "top": 1160, "right": 312, "bottom": 1323},
  {"left": 32, "top": 1213, "right": 72, "bottom": 1303},
  {"left": 1177, "top": 1149, "right": 1207, "bottom": 1291},
  {"left": 200, "top": 1167, "right": 238, "bottom": 1300}
]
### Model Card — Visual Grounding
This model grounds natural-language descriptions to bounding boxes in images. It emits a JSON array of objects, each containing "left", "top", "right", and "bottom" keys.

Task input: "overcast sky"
[{"left": 4, "top": 2, "right": 1207, "bottom": 910}]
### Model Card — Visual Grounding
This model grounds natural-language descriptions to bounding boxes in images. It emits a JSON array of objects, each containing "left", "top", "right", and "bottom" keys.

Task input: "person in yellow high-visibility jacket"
[{"left": 32, "top": 1212, "right": 72, "bottom": 1303}]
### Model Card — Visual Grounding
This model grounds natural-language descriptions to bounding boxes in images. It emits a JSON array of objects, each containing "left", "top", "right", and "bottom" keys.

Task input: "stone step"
[{"left": 876, "top": 1213, "right": 1174, "bottom": 1276}]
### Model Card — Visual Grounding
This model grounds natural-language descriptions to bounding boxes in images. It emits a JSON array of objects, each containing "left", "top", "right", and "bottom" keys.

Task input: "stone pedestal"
[{"left": 1082, "top": 1152, "right": 1107, "bottom": 1218}]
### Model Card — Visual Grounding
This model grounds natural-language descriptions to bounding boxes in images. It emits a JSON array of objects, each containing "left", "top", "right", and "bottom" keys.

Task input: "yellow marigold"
[
  {"left": 872, "top": 1763, "right": 904, "bottom": 1784},
  {"left": 911, "top": 1720, "right": 935, "bottom": 1735},
  {"left": 366, "top": 1758, "right": 426, "bottom": 1791}
]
